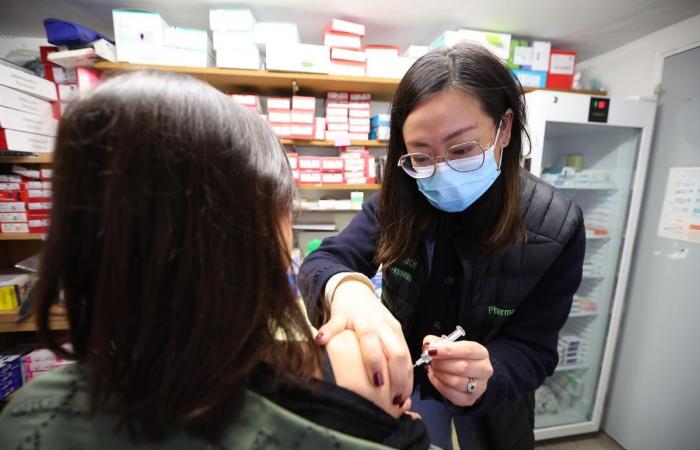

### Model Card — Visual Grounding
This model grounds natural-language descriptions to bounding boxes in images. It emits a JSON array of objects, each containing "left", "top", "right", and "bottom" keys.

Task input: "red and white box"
[
  {"left": 286, "top": 152, "right": 298, "bottom": 170},
  {"left": 327, "top": 123, "right": 350, "bottom": 132},
  {"left": 51, "top": 101, "right": 68, "bottom": 120},
  {"left": 0, "top": 106, "right": 58, "bottom": 137},
  {"left": 326, "top": 107, "right": 348, "bottom": 118},
  {"left": 364, "top": 45, "right": 400, "bottom": 59},
  {"left": 326, "top": 115, "right": 349, "bottom": 124},
  {"left": 348, "top": 101, "right": 370, "bottom": 110},
  {"left": 324, "top": 130, "right": 350, "bottom": 140},
  {"left": 323, "top": 32, "right": 362, "bottom": 50},
  {"left": 325, "top": 19, "right": 365, "bottom": 37},
  {"left": 270, "top": 124, "right": 291, "bottom": 138},
  {"left": 26, "top": 190, "right": 52, "bottom": 201},
  {"left": 0, "top": 191, "right": 24, "bottom": 202},
  {"left": 43, "top": 65, "right": 77, "bottom": 85},
  {"left": 0, "top": 212, "right": 27, "bottom": 223},
  {"left": 349, "top": 125, "right": 370, "bottom": 134},
  {"left": 290, "top": 124, "right": 314, "bottom": 139},
  {"left": 328, "top": 61, "right": 365, "bottom": 77},
  {"left": 349, "top": 118, "right": 370, "bottom": 127},
  {"left": 299, "top": 171, "right": 322, "bottom": 184},
  {"left": 1, "top": 222, "right": 29, "bottom": 234},
  {"left": 0, "top": 174, "right": 21, "bottom": 182},
  {"left": 0, "top": 129, "right": 54, "bottom": 153},
  {"left": 0, "top": 86, "right": 54, "bottom": 117},
  {"left": 0, "top": 64, "right": 57, "bottom": 101},
  {"left": 321, "top": 157, "right": 345, "bottom": 172},
  {"left": 345, "top": 175, "right": 369, "bottom": 185},
  {"left": 230, "top": 94, "right": 260, "bottom": 109},
  {"left": 349, "top": 93, "right": 371, "bottom": 101},
  {"left": 268, "top": 110, "right": 291, "bottom": 123},
  {"left": 291, "top": 96, "right": 315, "bottom": 111},
  {"left": 314, "top": 118, "right": 326, "bottom": 140},
  {"left": 27, "top": 213, "right": 50, "bottom": 233},
  {"left": 13, "top": 165, "right": 41, "bottom": 179},
  {"left": 298, "top": 156, "right": 322, "bottom": 170},
  {"left": 291, "top": 110, "right": 314, "bottom": 124},
  {"left": 40, "top": 166, "right": 52, "bottom": 180},
  {"left": 327, "top": 92, "right": 349, "bottom": 102},
  {"left": 0, "top": 202, "right": 24, "bottom": 213},
  {"left": 26, "top": 202, "right": 52, "bottom": 213},
  {"left": 547, "top": 50, "right": 576, "bottom": 90},
  {"left": 331, "top": 48, "right": 366, "bottom": 63},
  {"left": 321, "top": 172, "right": 345, "bottom": 184},
  {"left": 348, "top": 109, "right": 371, "bottom": 119},
  {"left": 291, "top": 170, "right": 300, "bottom": 182},
  {"left": 348, "top": 132, "right": 369, "bottom": 140},
  {"left": 267, "top": 97, "right": 291, "bottom": 110}
]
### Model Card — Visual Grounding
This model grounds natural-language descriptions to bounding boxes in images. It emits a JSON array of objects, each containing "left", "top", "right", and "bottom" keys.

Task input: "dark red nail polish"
[
  {"left": 392, "top": 395, "right": 401, "bottom": 405},
  {"left": 373, "top": 372, "right": 384, "bottom": 387},
  {"left": 424, "top": 364, "right": 431, "bottom": 373},
  {"left": 428, "top": 348, "right": 438, "bottom": 356},
  {"left": 315, "top": 332, "right": 324, "bottom": 342}
]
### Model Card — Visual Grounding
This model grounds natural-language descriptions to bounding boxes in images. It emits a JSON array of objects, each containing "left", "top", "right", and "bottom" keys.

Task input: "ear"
[{"left": 499, "top": 108, "right": 514, "bottom": 149}]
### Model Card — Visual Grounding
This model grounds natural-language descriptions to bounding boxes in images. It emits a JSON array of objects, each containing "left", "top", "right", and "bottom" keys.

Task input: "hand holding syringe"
[{"left": 413, "top": 325, "right": 466, "bottom": 367}]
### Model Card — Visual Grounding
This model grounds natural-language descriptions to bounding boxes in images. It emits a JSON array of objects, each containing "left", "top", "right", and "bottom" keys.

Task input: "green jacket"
[{"left": 0, "top": 364, "right": 414, "bottom": 450}]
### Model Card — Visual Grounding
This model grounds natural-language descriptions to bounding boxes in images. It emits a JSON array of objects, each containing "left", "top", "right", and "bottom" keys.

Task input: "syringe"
[{"left": 413, "top": 325, "right": 466, "bottom": 367}]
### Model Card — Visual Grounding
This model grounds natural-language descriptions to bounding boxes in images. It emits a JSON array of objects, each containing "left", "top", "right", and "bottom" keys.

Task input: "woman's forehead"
[{"left": 403, "top": 90, "right": 488, "bottom": 141}]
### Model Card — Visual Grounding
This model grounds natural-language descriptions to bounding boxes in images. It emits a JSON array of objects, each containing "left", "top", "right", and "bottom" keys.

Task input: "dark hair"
[
  {"left": 34, "top": 70, "right": 320, "bottom": 442},
  {"left": 377, "top": 43, "right": 528, "bottom": 267}
]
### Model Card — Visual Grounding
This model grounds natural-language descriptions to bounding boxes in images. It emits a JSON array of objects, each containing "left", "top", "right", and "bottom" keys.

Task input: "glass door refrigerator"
[{"left": 524, "top": 91, "right": 657, "bottom": 440}]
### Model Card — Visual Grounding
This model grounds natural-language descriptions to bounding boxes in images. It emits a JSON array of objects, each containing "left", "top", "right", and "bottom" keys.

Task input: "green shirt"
[{"left": 0, "top": 364, "right": 403, "bottom": 450}]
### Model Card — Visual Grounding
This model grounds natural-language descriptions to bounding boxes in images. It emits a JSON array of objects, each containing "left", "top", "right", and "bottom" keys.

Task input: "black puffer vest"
[{"left": 381, "top": 170, "right": 584, "bottom": 449}]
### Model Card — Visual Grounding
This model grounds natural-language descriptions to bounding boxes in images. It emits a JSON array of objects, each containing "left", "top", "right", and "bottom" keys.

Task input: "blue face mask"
[{"left": 416, "top": 136, "right": 502, "bottom": 213}]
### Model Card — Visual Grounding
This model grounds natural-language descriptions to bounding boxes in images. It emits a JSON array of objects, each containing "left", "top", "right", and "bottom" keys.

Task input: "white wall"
[{"left": 578, "top": 14, "right": 700, "bottom": 98}]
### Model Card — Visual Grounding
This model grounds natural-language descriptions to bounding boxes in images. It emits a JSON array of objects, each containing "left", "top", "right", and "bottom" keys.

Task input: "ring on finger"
[{"left": 465, "top": 377, "right": 477, "bottom": 394}]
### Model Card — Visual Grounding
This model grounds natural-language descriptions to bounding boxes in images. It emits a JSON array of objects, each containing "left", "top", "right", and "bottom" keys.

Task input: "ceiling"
[{"left": 1, "top": 0, "right": 699, "bottom": 61}]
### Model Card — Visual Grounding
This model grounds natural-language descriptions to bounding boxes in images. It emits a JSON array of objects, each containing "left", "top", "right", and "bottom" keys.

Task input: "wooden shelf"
[
  {"left": 0, "top": 234, "right": 45, "bottom": 241},
  {"left": 0, "top": 308, "right": 69, "bottom": 333},
  {"left": 297, "top": 184, "right": 380, "bottom": 191},
  {"left": 281, "top": 139, "right": 387, "bottom": 148},
  {"left": 94, "top": 61, "right": 607, "bottom": 100},
  {"left": 94, "top": 62, "right": 401, "bottom": 100},
  {"left": 0, "top": 154, "right": 53, "bottom": 164}
]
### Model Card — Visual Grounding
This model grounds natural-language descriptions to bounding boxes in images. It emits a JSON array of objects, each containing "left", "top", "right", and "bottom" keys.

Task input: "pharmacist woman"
[{"left": 298, "top": 43, "right": 585, "bottom": 450}]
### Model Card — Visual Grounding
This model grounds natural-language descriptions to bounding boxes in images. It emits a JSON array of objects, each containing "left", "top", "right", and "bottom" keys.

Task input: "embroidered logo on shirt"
[{"left": 488, "top": 306, "right": 516, "bottom": 317}]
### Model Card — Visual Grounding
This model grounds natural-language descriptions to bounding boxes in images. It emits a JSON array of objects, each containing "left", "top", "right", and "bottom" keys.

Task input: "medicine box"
[
  {"left": 112, "top": 9, "right": 168, "bottom": 65},
  {"left": 0, "top": 65, "right": 57, "bottom": 101},
  {"left": 0, "top": 107, "right": 58, "bottom": 137}
]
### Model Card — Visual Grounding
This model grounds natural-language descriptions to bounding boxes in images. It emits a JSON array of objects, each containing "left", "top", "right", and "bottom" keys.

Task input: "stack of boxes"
[
  {"left": 365, "top": 45, "right": 414, "bottom": 79},
  {"left": 112, "top": 9, "right": 211, "bottom": 67},
  {"left": 0, "top": 164, "right": 52, "bottom": 235},
  {"left": 287, "top": 148, "right": 375, "bottom": 186},
  {"left": 558, "top": 335, "right": 583, "bottom": 367},
  {"left": 210, "top": 8, "right": 261, "bottom": 69},
  {"left": 507, "top": 40, "right": 551, "bottom": 88},
  {"left": 325, "top": 92, "right": 371, "bottom": 141},
  {"left": 230, "top": 94, "right": 261, "bottom": 113},
  {"left": 0, "top": 64, "right": 57, "bottom": 155},
  {"left": 324, "top": 19, "right": 366, "bottom": 77},
  {"left": 341, "top": 147, "right": 376, "bottom": 185},
  {"left": 370, "top": 114, "right": 390, "bottom": 140}
]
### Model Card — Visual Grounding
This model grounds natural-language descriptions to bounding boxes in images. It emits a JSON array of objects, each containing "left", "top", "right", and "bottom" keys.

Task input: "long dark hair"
[
  {"left": 377, "top": 43, "right": 528, "bottom": 267},
  {"left": 34, "top": 70, "right": 320, "bottom": 442}
]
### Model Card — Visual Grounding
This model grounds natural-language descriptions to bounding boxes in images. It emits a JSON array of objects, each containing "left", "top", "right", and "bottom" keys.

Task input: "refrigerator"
[{"left": 524, "top": 91, "right": 657, "bottom": 440}]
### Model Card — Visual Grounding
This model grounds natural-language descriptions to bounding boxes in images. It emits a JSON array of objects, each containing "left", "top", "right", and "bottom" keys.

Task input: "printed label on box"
[
  {"left": 1, "top": 223, "right": 29, "bottom": 233},
  {"left": 550, "top": 53, "right": 576, "bottom": 75}
]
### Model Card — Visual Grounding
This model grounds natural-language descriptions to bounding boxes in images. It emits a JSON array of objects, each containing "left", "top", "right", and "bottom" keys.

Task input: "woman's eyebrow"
[{"left": 442, "top": 125, "right": 477, "bottom": 143}]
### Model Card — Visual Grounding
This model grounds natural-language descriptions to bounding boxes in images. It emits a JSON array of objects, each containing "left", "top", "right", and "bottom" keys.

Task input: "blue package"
[
  {"left": 370, "top": 114, "right": 390, "bottom": 127},
  {"left": 43, "top": 18, "right": 113, "bottom": 47}
]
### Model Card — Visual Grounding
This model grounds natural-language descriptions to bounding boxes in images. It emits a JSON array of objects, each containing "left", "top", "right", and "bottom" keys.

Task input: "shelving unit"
[
  {"left": 0, "top": 309, "right": 69, "bottom": 333},
  {"left": 94, "top": 61, "right": 607, "bottom": 100},
  {"left": 0, "top": 154, "right": 53, "bottom": 164},
  {"left": 0, "top": 234, "right": 45, "bottom": 241},
  {"left": 281, "top": 139, "right": 387, "bottom": 148},
  {"left": 297, "top": 183, "right": 380, "bottom": 191}
]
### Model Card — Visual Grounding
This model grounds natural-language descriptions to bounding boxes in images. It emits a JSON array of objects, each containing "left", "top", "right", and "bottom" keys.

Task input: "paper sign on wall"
[{"left": 657, "top": 167, "right": 700, "bottom": 243}]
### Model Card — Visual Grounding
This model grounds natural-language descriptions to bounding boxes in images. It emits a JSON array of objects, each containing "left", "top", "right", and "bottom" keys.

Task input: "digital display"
[{"left": 589, "top": 97, "right": 610, "bottom": 123}]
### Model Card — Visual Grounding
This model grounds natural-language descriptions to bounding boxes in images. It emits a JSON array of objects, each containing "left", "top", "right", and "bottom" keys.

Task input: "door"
[{"left": 601, "top": 46, "right": 700, "bottom": 450}]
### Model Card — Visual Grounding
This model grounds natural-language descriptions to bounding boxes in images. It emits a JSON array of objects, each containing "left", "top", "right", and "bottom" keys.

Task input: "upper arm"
[{"left": 325, "top": 330, "right": 408, "bottom": 419}]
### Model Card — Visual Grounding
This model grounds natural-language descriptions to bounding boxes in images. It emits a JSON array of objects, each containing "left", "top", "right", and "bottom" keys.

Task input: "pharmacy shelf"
[
  {"left": 0, "top": 234, "right": 45, "bottom": 241},
  {"left": 0, "top": 308, "right": 69, "bottom": 333},
  {"left": 0, "top": 154, "right": 53, "bottom": 164},
  {"left": 296, "top": 184, "right": 381, "bottom": 191},
  {"left": 281, "top": 139, "right": 387, "bottom": 148},
  {"left": 95, "top": 62, "right": 401, "bottom": 100},
  {"left": 94, "top": 62, "right": 607, "bottom": 101},
  {"left": 298, "top": 209, "right": 361, "bottom": 213}
]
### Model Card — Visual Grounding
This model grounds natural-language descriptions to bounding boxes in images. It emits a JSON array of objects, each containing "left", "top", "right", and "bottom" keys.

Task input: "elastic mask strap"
[{"left": 495, "top": 119, "right": 504, "bottom": 172}]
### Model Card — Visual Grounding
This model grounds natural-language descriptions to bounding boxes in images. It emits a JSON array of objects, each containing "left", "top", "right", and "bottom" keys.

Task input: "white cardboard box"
[
  {"left": 0, "top": 129, "right": 55, "bottom": 153},
  {"left": 1, "top": 223, "right": 29, "bottom": 234},
  {"left": 0, "top": 107, "right": 58, "bottom": 137},
  {"left": 403, "top": 45, "right": 429, "bottom": 58},
  {"left": 266, "top": 43, "right": 330, "bottom": 74},
  {"left": 331, "top": 48, "right": 366, "bottom": 63},
  {"left": 268, "top": 110, "right": 291, "bottom": 123},
  {"left": 0, "top": 203, "right": 25, "bottom": 213},
  {"left": 254, "top": 22, "right": 300, "bottom": 47},
  {"left": 0, "top": 65, "right": 57, "bottom": 101},
  {"left": 291, "top": 96, "right": 315, "bottom": 111},
  {"left": 325, "top": 19, "right": 365, "bottom": 37},
  {"left": 323, "top": 33, "right": 362, "bottom": 50},
  {"left": 328, "top": 61, "right": 365, "bottom": 77},
  {"left": 267, "top": 97, "right": 291, "bottom": 110},
  {"left": 314, "top": 118, "right": 326, "bottom": 140},
  {"left": 209, "top": 8, "right": 256, "bottom": 32},
  {"left": 113, "top": 9, "right": 168, "bottom": 65},
  {"left": 213, "top": 31, "right": 256, "bottom": 50},
  {"left": 215, "top": 47, "right": 260, "bottom": 69},
  {"left": 0, "top": 86, "right": 53, "bottom": 117},
  {"left": 291, "top": 110, "right": 314, "bottom": 124}
]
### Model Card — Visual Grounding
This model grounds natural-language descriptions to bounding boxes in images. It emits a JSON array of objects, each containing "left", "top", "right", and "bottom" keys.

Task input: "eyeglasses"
[{"left": 397, "top": 123, "right": 501, "bottom": 179}]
